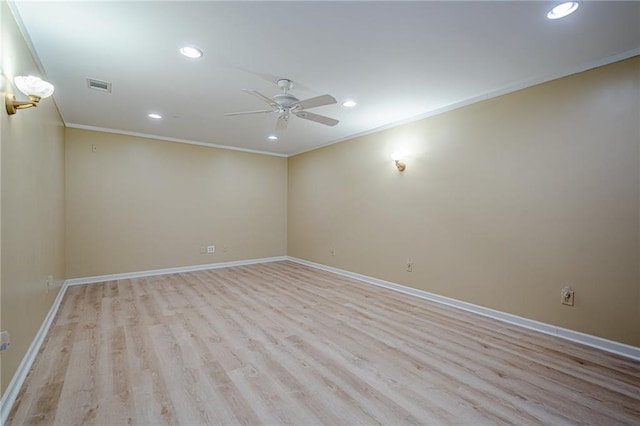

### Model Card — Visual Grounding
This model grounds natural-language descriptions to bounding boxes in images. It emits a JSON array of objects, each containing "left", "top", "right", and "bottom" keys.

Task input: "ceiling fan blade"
[
  {"left": 276, "top": 113, "right": 289, "bottom": 131},
  {"left": 224, "top": 109, "right": 276, "bottom": 116},
  {"left": 294, "top": 111, "right": 339, "bottom": 127},
  {"left": 293, "top": 94, "right": 337, "bottom": 110},
  {"left": 243, "top": 89, "right": 279, "bottom": 109}
]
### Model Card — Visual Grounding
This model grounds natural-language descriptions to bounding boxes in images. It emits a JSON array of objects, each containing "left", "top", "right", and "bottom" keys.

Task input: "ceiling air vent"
[{"left": 86, "top": 78, "right": 112, "bottom": 93}]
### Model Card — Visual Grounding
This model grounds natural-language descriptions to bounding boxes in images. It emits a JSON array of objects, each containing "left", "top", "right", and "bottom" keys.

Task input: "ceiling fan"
[{"left": 225, "top": 79, "right": 339, "bottom": 132}]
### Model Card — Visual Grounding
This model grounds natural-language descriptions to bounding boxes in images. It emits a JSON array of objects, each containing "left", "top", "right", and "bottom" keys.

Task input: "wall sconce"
[
  {"left": 6, "top": 76, "right": 55, "bottom": 115},
  {"left": 391, "top": 152, "right": 406, "bottom": 172}
]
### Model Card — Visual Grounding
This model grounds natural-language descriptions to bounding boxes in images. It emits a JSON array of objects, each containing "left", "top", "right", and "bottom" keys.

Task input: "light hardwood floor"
[{"left": 7, "top": 261, "right": 640, "bottom": 425}]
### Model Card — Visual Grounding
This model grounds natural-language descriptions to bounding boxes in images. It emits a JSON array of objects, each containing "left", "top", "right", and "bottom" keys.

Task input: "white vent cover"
[{"left": 86, "top": 78, "right": 111, "bottom": 93}]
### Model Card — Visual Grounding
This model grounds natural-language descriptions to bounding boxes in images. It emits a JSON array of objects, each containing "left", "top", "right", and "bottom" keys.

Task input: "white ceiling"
[{"left": 10, "top": 1, "right": 640, "bottom": 156}]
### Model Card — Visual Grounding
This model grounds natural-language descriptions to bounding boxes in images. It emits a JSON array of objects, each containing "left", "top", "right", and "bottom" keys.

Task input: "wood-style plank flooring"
[{"left": 7, "top": 261, "right": 640, "bottom": 425}]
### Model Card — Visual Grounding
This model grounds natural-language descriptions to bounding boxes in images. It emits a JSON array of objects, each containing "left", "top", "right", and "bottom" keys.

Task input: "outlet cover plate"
[{"left": 0, "top": 331, "right": 10, "bottom": 351}]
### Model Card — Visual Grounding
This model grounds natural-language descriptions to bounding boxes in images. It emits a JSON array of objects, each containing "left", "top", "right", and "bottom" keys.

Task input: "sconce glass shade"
[{"left": 14, "top": 76, "right": 54, "bottom": 99}]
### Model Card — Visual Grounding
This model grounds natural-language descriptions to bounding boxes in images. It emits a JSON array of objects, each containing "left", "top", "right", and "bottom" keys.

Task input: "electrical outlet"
[
  {"left": 0, "top": 331, "right": 10, "bottom": 351},
  {"left": 207, "top": 245, "right": 215, "bottom": 253},
  {"left": 561, "top": 287, "right": 575, "bottom": 306},
  {"left": 200, "top": 246, "right": 207, "bottom": 254},
  {"left": 406, "top": 262, "right": 413, "bottom": 272},
  {"left": 330, "top": 248, "right": 335, "bottom": 256}
]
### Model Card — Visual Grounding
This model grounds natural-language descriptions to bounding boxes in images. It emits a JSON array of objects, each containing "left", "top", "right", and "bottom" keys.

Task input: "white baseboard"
[
  {"left": 0, "top": 281, "right": 69, "bottom": 426},
  {"left": 0, "top": 255, "right": 286, "bottom": 423},
  {"left": 286, "top": 256, "right": 640, "bottom": 361},
  {"left": 65, "top": 256, "right": 287, "bottom": 286}
]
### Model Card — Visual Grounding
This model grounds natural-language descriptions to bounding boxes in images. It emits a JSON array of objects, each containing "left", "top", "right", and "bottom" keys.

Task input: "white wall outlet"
[
  {"left": 0, "top": 331, "right": 10, "bottom": 351},
  {"left": 91, "top": 144, "right": 97, "bottom": 152},
  {"left": 406, "top": 262, "right": 413, "bottom": 272},
  {"left": 207, "top": 245, "right": 215, "bottom": 253},
  {"left": 561, "top": 286, "right": 575, "bottom": 306}
]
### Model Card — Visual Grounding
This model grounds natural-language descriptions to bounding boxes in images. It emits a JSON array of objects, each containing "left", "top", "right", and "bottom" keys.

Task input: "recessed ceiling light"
[
  {"left": 342, "top": 100, "right": 357, "bottom": 107},
  {"left": 267, "top": 135, "right": 278, "bottom": 140},
  {"left": 179, "top": 46, "right": 203, "bottom": 59},
  {"left": 547, "top": 1, "right": 580, "bottom": 19},
  {"left": 148, "top": 113, "right": 162, "bottom": 119}
]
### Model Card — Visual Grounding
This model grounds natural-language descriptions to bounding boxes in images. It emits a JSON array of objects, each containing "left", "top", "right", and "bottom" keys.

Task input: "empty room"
[{"left": 1, "top": 0, "right": 639, "bottom": 424}]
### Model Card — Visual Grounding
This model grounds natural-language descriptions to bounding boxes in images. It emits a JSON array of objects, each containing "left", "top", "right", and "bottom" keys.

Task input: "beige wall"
[
  {"left": 0, "top": 0, "right": 4, "bottom": 393},
  {"left": 0, "top": 0, "right": 66, "bottom": 394},
  {"left": 65, "top": 129, "right": 287, "bottom": 278},
  {"left": 288, "top": 57, "right": 640, "bottom": 347}
]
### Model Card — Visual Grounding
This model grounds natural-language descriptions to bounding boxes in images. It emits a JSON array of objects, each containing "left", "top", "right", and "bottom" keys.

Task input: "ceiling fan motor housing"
[{"left": 273, "top": 93, "right": 299, "bottom": 109}]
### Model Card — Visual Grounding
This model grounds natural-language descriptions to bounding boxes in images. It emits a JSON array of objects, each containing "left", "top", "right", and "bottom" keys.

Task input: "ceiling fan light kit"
[{"left": 225, "top": 78, "right": 339, "bottom": 136}]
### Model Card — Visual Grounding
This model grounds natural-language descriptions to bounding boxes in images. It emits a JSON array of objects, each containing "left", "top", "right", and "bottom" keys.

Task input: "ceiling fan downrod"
[{"left": 277, "top": 79, "right": 293, "bottom": 94}]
